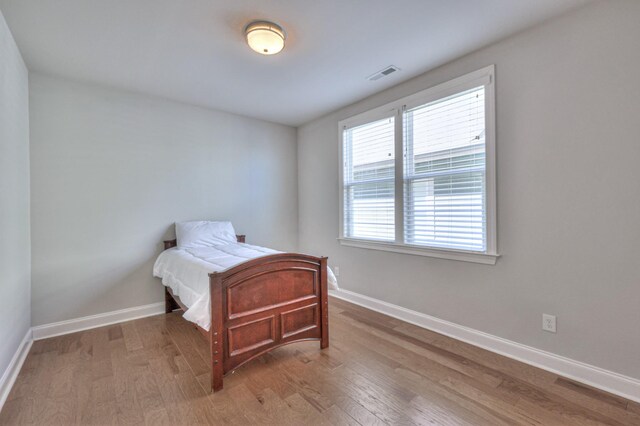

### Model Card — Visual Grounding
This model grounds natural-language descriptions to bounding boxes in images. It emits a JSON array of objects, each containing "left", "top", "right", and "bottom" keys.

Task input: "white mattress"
[{"left": 153, "top": 242, "right": 338, "bottom": 330}]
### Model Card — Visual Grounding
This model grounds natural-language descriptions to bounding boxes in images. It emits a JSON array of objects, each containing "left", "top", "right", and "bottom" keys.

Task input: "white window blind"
[
  {"left": 343, "top": 116, "right": 395, "bottom": 241},
  {"left": 403, "top": 86, "right": 486, "bottom": 251}
]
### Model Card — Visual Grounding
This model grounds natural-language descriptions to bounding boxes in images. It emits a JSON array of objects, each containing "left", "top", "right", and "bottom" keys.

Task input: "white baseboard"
[
  {"left": 0, "top": 329, "right": 33, "bottom": 411},
  {"left": 329, "top": 289, "right": 640, "bottom": 404},
  {"left": 31, "top": 302, "right": 165, "bottom": 341}
]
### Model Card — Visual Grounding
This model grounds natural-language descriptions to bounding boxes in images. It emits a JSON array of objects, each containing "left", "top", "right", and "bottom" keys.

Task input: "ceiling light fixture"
[{"left": 245, "top": 21, "right": 286, "bottom": 55}]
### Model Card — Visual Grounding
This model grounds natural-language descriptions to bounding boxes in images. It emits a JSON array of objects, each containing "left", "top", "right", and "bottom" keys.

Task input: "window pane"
[
  {"left": 404, "top": 87, "right": 486, "bottom": 251},
  {"left": 343, "top": 117, "right": 395, "bottom": 241}
]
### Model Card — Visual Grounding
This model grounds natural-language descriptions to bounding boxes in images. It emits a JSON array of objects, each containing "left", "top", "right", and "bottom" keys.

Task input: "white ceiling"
[{"left": 0, "top": 0, "right": 589, "bottom": 126}]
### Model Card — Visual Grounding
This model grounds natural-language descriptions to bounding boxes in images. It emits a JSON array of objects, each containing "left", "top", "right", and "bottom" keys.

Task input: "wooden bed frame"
[{"left": 162, "top": 235, "right": 329, "bottom": 392}]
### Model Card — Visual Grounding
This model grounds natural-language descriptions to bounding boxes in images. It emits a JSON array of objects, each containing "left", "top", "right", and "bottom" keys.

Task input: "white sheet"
[{"left": 153, "top": 242, "right": 338, "bottom": 330}]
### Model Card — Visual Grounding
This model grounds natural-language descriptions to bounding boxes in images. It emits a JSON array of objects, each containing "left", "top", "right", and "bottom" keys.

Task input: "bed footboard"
[{"left": 209, "top": 253, "right": 329, "bottom": 392}]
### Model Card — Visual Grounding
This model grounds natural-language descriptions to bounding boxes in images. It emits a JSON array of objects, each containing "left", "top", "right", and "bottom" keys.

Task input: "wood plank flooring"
[{"left": 1, "top": 296, "right": 639, "bottom": 425}]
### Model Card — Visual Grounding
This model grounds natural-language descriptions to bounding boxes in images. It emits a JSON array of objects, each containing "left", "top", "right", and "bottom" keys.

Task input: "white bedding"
[{"left": 153, "top": 242, "right": 338, "bottom": 331}]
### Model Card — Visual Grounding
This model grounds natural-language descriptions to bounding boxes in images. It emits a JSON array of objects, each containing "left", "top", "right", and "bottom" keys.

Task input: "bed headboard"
[{"left": 163, "top": 234, "right": 246, "bottom": 250}]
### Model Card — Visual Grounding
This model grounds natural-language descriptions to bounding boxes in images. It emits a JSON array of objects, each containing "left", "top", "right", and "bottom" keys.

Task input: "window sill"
[{"left": 337, "top": 238, "right": 499, "bottom": 265}]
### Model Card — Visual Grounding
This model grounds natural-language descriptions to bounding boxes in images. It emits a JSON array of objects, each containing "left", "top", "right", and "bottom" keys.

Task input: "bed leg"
[
  {"left": 165, "top": 288, "right": 178, "bottom": 314},
  {"left": 212, "top": 369, "right": 223, "bottom": 392},
  {"left": 320, "top": 257, "right": 330, "bottom": 349},
  {"left": 211, "top": 328, "right": 223, "bottom": 392},
  {"left": 321, "top": 330, "right": 329, "bottom": 349}
]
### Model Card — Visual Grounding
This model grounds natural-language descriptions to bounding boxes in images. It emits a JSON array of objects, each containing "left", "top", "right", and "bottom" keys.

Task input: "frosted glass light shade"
[{"left": 245, "top": 21, "right": 285, "bottom": 55}]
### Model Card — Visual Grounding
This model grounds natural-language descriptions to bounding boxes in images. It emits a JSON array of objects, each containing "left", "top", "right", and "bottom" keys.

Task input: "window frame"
[{"left": 338, "top": 66, "right": 498, "bottom": 265}]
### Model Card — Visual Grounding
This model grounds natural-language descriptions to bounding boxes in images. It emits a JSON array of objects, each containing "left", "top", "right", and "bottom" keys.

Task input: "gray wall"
[
  {"left": 29, "top": 74, "right": 298, "bottom": 326},
  {"left": 298, "top": 0, "right": 640, "bottom": 379},
  {"left": 0, "top": 10, "right": 30, "bottom": 376}
]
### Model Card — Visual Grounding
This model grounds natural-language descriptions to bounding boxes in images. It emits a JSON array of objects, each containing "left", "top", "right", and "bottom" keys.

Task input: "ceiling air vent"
[{"left": 367, "top": 65, "right": 400, "bottom": 81}]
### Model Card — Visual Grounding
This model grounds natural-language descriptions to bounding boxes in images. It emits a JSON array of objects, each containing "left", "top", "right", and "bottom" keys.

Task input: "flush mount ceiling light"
[{"left": 245, "top": 21, "right": 286, "bottom": 55}]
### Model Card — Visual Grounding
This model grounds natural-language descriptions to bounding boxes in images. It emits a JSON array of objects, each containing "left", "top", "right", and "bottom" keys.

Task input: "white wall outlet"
[
  {"left": 333, "top": 266, "right": 340, "bottom": 276},
  {"left": 542, "top": 314, "right": 557, "bottom": 333}
]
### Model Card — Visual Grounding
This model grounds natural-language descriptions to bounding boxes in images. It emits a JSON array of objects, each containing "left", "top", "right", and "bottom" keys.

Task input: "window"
[
  {"left": 403, "top": 86, "right": 486, "bottom": 251},
  {"left": 343, "top": 116, "right": 395, "bottom": 241},
  {"left": 339, "top": 66, "right": 497, "bottom": 264}
]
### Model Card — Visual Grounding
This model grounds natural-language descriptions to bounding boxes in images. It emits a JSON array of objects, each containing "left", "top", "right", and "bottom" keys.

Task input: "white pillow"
[{"left": 175, "top": 221, "right": 237, "bottom": 249}]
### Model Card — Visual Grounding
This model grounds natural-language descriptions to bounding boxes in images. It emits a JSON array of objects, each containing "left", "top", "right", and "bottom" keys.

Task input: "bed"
[{"left": 153, "top": 221, "right": 336, "bottom": 392}]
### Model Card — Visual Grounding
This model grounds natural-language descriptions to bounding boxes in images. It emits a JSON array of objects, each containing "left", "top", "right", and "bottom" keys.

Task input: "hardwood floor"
[{"left": 1, "top": 296, "right": 639, "bottom": 425}]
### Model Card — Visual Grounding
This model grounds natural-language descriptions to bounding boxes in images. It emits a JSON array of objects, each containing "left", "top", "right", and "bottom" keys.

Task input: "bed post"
[
  {"left": 209, "top": 272, "right": 224, "bottom": 392},
  {"left": 320, "top": 257, "right": 329, "bottom": 349},
  {"left": 163, "top": 240, "right": 180, "bottom": 313},
  {"left": 165, "top": 287, "right": 179, "bottom": 313}
]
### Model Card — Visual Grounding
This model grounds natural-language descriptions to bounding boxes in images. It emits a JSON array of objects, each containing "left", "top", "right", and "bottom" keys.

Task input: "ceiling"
[{"left": 0, "top": 0, "right": 589, "bottom": 126}]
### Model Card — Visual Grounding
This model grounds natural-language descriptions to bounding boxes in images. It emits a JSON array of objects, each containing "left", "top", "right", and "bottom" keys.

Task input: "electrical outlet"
[
  {"left": 542, "top": 314, "right": 557, "bottom": 333},
  {"left": 334, "top": 266, "right": 340, "bottom": 276}
]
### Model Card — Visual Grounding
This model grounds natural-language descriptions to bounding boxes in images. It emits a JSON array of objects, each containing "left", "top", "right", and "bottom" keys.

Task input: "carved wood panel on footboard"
[{"left": 210, "top": 253, "right": 329, "bottom": 391}]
